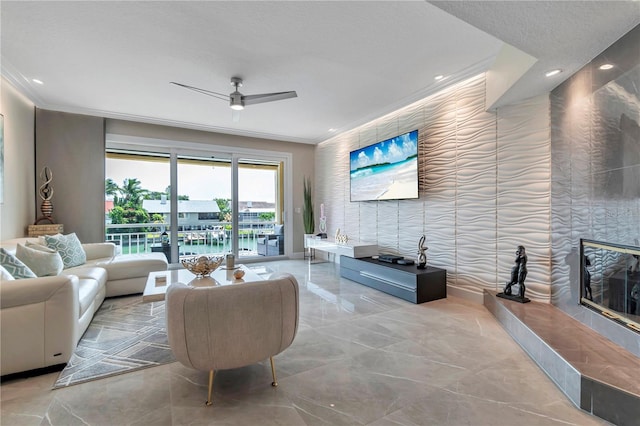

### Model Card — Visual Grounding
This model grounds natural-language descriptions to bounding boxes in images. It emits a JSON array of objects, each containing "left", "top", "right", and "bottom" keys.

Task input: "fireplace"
[{"left": 581, "top": 239, "right": 640, "bottom": 333}]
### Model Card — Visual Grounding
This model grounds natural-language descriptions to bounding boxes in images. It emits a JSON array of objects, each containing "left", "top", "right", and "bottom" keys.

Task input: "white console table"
[{"left": 304, "top": 237, "right": 377, "bottom": 260}]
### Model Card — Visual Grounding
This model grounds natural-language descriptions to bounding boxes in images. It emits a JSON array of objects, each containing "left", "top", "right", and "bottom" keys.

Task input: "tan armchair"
[{"left": 165, "top": 272, "right": 299, "bottom": 406}]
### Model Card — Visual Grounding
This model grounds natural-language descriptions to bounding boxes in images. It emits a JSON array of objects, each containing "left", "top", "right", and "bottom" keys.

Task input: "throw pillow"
[
  {"left": 38, "top": 234, "right": 63, "bottom": 246},
  {"left": 0, "top": 264, "right": 15, "bottom": 281},
  {"left": 0, "top": 248, "right": 37, "bottom": 279},
  {"left": 16, "top": 243, "right": 64, "bottom": 277},
  {"left": 45, "top": 233, "right": 87, "bottom": 268}
]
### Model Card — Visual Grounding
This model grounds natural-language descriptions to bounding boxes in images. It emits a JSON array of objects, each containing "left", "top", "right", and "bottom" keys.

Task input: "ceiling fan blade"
[
  {"left": 242, "top": 91, "right": 297, "bottom": 106},
  {"left": 170, "top": 82, "right": 229, "bottom": 102},
  {"left": 232, "top": 109, "right": 241, "bottom": 123}
]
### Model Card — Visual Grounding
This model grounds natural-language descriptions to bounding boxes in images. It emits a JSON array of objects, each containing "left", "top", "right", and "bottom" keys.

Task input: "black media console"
[{"left": 340, "top": 256, "right": 447, "bottom": 304}]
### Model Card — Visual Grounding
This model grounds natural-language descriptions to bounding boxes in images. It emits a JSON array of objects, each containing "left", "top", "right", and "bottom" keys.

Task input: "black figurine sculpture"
[
  {"left": 417, "top": 235, "right": 428, "bottom": 269},
  {"left": 497, "top": 245, "right": 531, "bottom": 303},
  {"left": 583, "top": 255, "right": 592, "bottom": 301}
]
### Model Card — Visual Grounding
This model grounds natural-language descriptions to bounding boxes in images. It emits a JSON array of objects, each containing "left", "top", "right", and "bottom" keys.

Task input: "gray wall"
[
  {"left": 35, "top": 109, "right": 105, "bottom": 243},
  {"left": 316, "top": 74, "right": 552, "bottom": 302},
  {"left": 550, "top": 25, "right": 640, "bottom": 355},
  {"left": 0, "top": 78, "right": 35, "bottom": 239}
]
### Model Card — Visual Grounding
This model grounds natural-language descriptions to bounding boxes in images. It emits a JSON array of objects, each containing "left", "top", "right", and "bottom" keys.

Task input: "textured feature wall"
[
  {"left": 497, "top": 95, "right": 552, "bottom": 299},
  {"left": 316, "top": 75, "right": 552, "bottom": 301}
]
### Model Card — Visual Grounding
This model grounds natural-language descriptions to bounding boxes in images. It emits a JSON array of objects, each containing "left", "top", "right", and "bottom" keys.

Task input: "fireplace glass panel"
[{"left": 581, "top": 239, "right": 640, "bottom": 333}]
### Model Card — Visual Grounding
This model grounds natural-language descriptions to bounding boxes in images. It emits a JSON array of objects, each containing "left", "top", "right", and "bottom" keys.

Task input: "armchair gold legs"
[
  {"left": 270, "top": 356, "right": 278, "bottom": 387},
  {"left": 204, "top": 357, "right": 279, "bottom": 406},
  {"left": 206, "top": 370, "right": 215, "bottom": 406}
]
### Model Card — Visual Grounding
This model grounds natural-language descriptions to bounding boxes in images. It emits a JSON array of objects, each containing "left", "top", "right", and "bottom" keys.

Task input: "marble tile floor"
[{"left": 1, "top": 260, "right": 609, "bottom": 425}]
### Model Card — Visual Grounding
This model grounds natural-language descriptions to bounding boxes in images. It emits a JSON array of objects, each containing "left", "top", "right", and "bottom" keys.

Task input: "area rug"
[
  {"left": 52, "top": 295, "right": 175, "bottom": 389},
  {"left": 52, "top": 265, "right": 276, "bottom": 389}
]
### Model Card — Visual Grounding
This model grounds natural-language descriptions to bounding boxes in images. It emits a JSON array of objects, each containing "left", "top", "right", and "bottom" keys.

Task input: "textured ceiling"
[{"left": 1, "top": 1, "right": 639, "bottom": 144}]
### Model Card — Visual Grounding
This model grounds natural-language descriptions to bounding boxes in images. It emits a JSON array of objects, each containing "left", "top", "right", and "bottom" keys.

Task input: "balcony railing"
[{"left": 105, "top": 221, "right": 279, "bottom": 261}]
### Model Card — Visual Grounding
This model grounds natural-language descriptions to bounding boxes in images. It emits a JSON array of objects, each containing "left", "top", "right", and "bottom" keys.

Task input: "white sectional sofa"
[{"left": 0, "top": 237, "right": 168, "bottom": 376}]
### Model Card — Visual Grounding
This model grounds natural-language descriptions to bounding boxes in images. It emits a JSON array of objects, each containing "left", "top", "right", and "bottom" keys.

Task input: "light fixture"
[
  {"left": 434, "top": 75, "right": 444, "bottom": 81},
  {"left": 545, "top": 69, "right": 562, "bottom": 77},
  {"left": 599, "top": 63, "right": 614, "bottom": 70},
  {"left": 229, "top": 92, "right": 244, "bottom": 110},
  {"left": 328, "top": 128, "right": 336, "bottom": 132},
  {"left": 32, "top": 78, "right": 44, "bottom": 85}
]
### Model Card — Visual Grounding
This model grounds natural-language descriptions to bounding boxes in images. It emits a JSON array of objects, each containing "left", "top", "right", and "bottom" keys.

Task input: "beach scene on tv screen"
[{"left": 350, "top": 130, "right": 418, "bottom": 201}]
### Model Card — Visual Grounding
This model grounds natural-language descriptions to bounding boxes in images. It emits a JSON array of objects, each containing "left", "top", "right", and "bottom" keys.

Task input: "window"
[{"left": 105, "top": 143, "right": 289, "bottom": 263}]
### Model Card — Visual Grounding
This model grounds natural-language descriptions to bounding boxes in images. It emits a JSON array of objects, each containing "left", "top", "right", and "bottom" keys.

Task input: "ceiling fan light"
[{"left": 230, "top": 92, "right": 244, "bottom": 110}]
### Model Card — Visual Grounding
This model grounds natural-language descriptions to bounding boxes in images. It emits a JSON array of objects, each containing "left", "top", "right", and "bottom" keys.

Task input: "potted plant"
[{"left": 303, "top": 176, "right": 315, "bottom": 245}]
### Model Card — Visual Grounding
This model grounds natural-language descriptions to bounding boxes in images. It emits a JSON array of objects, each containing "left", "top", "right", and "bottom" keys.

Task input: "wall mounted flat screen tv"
[{"left": 350, "top": 129, "right": 419, "bottom": 202}]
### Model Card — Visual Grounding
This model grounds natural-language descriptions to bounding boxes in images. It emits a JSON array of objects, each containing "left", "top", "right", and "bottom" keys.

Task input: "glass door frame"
[{"left": 106, "top": 133, "right": 293, "bottom": 264}]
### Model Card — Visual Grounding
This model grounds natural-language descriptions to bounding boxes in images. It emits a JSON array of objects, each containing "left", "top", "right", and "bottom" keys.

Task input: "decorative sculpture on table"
[
  {"left": 318, "top": 203, "right": 327, "bottom": 238},
  {"left": 182, "top": 255, "right": 224, "bottom": 278},
  {"left": 417, "top": 235, "right": 428, "bottom": 269},
  {"left": 36, "top": 166, "right": 55, "bottom": 224},
  {"left": 334, "top": 228, "right": 349, "bottom": 245},
  {"left": 497, "top": 245, "right": 531, "bottom": 303}
]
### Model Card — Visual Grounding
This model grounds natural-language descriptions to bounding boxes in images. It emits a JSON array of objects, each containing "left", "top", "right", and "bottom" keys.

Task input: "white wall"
[
  {"left": 0, "top": 78, "right": 35, "bottom": 239},
  {"left": 316, "top": 74, "right": 552, "bottom": 302}
]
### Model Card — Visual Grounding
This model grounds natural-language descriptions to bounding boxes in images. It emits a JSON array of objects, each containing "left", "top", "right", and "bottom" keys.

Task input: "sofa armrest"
[
  {"left": 83, "top": 242, "right": 117, "bottom": 260},
  {"left": 0, "top": 275, "right": 80, "bottom": 375},
  {"left": 1, "top": 275, "right": 79, "bottom": 309}
]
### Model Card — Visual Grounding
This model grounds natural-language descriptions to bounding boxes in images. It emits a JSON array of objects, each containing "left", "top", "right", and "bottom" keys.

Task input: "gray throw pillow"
[
  {"left": 45, "top": 233, "right": 87, "bottom": 268},
  {"left": 0, "top": 248, "right": 37, "bottom": 279}
]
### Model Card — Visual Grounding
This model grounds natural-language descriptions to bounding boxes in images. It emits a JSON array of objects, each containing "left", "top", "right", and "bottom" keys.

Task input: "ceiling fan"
[{"left": 170, "top": 77, "right": 297, "bottom": 121}]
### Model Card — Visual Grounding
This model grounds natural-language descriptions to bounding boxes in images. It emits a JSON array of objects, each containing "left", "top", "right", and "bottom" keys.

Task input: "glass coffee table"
[{"left": 142, "top": 265, "right": 263, "bottom": 302}]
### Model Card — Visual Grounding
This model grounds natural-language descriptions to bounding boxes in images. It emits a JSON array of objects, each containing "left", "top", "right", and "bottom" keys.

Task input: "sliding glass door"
[
  {"left": 238, "top": 158, "right": 282, "bottom": 258},
  {"left": 105, "top": 143, "right": 288, "bottom": 264},
  {"left": 105, "top": 151, "right": 171, "bottom": 258},
  {"left": 177, "top": 155, "right": 233, "bottom": 259}
]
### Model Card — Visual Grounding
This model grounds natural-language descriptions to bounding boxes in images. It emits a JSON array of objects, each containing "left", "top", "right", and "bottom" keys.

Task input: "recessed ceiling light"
[
  {"left": 599, "top": 64, "right": 614, "bottom": 70},
  {"left": 434, "top": 75, "right": 444, "bottom": 81},
  {"left": 328, "top": 128, "right": 336, "bottom": 132},
  {"left": 545, "top": 69, "right": 562, "bottom": 77},
  {"left": 32, "top": 78, "right": 44, "bottom": 85}
]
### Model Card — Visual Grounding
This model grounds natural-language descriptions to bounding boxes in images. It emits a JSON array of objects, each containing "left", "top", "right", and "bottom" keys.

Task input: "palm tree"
[
  {"left": 105, "top": 178, "right": 121, "bottom": 206},
  {"left": 120, "top": 178, "right": 147, "bottom": 209}
]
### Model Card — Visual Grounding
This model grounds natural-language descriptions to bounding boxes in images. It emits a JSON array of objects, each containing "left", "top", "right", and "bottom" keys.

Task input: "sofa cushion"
[
  {"left": 61, "top": 266, "right": 106, "bottom": 318},
  {"left": 16, "top": 243, "right": 64, "bottom": 277},
  {"left": 0, "top": 265, "right": 15, "bottom": 281},
  {"left": 95, "top": 254, "right": 168, "bottom": 281},
  {"left": 0, "top": 248, "right": 37, "bottom": 279},
  {"left": 77, "top": 278, "right": 100, "bottom": 319},
  {"left": 45, "top": 233, "right": 87, "bottom": 268},
  {"left": 64, "top": 266, "right": 108, "bottom": 288}
]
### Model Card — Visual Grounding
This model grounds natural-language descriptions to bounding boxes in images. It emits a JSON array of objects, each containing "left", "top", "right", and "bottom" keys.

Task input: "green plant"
[
  {"left": 303, "top": 176, "right": 315, "bottom": 234},
  {"left": 259, "top": 212, "right": 275, "bottom": 221}
]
